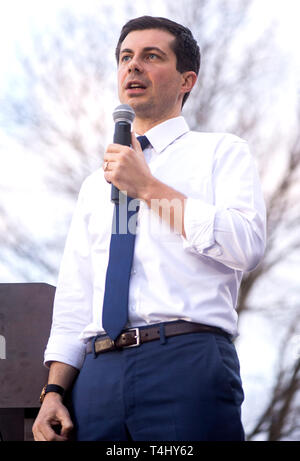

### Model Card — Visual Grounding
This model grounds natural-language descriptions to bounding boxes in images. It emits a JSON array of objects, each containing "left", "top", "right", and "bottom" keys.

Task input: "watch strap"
[{"left": 40, "top": 384, "right": 65, "bottom": 404}]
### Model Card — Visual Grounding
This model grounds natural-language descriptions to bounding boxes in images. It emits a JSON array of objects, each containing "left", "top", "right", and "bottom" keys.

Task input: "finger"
[
  {"left": 60, "top": 427, "right": 73, "bottom": 439},
  {"left": 33, "top": 428, "right": 47, "bottom": 441},
  {"left": 102, "top": 161, "right": 109, "bottom": 172},
  {"left": 34, "top": 411, "right": 73, "bottom": 441},
  {"left": 45, "top": 426, "right": 71, "bottom": 442},
  {"left": 104, "top": 171, "right": 112, "bottom": 184},
  {"left": 106, "top": 143, "right": 126, "bottom": 153},
  {"left": 54, "top": 406, "right": 74, "bottom": 439},
  {"left": 131, "top": 132, "right": 142, "bottom": 153},
  {"left": 35, "top": 423, "right": 66, "bottom": 442},
  {"left": 103, "top": 152, "right": 118, "bottom": 163},
  {"left": 60, "top": 418, "right": 74, "bottom": 439}
]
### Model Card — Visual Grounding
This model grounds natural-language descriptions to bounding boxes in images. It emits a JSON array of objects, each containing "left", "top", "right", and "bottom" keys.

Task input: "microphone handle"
[{"left": 111, "top": 121, "right": 132, "bottom": 204}]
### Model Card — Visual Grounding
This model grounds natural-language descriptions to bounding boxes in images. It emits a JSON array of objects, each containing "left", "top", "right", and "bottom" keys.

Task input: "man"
[{"left": 33, "top": 16, "right": 266, "bottom": 441}]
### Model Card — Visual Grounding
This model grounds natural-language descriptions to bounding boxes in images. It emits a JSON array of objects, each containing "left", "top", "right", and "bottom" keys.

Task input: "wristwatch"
[{"left": 40, "top": 384, "right": 65, "bottom": 404}]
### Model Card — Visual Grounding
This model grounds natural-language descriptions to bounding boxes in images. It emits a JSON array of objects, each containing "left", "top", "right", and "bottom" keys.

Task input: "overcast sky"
[{"left": 0, "top": 0, "right": 299, "bottom": 79}]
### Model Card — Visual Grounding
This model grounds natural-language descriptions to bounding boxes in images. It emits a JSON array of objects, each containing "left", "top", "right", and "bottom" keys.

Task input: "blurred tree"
[
  {"left": 247, "top": 335, "right": 300, "bottom": 440},
  {"left": 0, "top": 6, "right": 118, "bottom": 277},
  {"left": 0, "top": 0, "right": 299, "bottom": 440},
  {"left": 168, "top": 0, "right": 300, "bottom": 440}
]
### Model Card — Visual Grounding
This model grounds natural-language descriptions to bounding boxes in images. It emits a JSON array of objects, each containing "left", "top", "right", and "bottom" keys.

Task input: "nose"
[{"left": 128, "top": 56, "right": 143, "bottom": 73}]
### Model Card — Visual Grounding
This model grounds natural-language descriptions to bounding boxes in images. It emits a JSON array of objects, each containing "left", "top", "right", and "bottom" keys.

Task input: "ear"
[{"left": 181, "top": 71, "right": 197, "bottom": 95}]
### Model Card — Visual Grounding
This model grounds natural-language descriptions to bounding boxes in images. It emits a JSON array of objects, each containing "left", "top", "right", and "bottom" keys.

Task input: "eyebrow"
[{"left": 120, "top": 46, "right": 168, "bottom": 57}]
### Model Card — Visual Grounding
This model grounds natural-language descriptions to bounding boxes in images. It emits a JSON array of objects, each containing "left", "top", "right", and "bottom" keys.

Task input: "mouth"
[{"left": 125, "top": 80, "right": 147, "bottom": 94}]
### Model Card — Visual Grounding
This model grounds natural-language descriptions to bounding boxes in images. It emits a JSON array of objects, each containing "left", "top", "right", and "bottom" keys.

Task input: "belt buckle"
[{"left": 123, "top": 327, "right": 140, "bottom": 348}]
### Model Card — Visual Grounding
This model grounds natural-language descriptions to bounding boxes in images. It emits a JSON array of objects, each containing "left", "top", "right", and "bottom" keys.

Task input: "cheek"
[
  {"left": 157, "top": 76, "right": 180, "bottom": 96},
  {"left": 153, "top": 69, "right": 181, "bottom": 92},
  {"left": 117, "top": 69, "right": 126, "bottom": 90}
]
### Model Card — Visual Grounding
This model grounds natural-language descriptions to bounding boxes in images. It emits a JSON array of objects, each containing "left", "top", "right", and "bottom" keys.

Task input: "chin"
[{"left": 128, "top": 99, "right": 154, "bottom": 116}]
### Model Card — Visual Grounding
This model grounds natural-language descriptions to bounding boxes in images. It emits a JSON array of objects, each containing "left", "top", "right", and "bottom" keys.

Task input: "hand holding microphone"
[
  {"left": 110, "top": 104, "right": 135, "bottom": 203},
  {"left": 103, "top": 104, "right": 153, "bottom": 202}
]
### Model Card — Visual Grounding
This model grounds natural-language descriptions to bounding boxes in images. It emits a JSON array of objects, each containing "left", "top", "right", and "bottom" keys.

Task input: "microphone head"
[{"left": 113, "top": 104, "right": 135, "bottom": 124}]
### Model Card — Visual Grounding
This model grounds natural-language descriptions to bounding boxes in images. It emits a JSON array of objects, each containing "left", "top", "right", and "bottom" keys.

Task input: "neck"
[{"left": 133, "top": 109, "right": 182, "bottom": 135}]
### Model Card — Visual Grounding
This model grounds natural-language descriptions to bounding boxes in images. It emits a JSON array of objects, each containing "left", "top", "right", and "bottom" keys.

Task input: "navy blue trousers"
[{"left": 70, "top": 329, "right": 245, "bottom": 441}]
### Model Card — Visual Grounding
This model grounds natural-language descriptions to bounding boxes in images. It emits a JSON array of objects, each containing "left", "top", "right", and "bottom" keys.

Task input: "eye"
[
  {"left": 121, "top": 55, "right": 132, "bottom": 63},
  {"left": 147, "top": 53, "right": 158, "bottom": 60}
]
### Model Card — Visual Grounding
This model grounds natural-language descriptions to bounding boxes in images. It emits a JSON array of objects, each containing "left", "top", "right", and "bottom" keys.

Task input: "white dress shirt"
[{"left": 44, "top": 116, "right": 266, "bottom": 370}]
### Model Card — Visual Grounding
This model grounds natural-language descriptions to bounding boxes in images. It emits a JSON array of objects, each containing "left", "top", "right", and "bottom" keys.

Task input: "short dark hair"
[{"left": 115, "top": 16, "right": 201, "bottom": 107}]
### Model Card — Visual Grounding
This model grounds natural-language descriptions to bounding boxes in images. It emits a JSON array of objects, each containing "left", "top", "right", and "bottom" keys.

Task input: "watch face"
[{"left": 40, "top": 385, "right": 47, "bottom": 404}]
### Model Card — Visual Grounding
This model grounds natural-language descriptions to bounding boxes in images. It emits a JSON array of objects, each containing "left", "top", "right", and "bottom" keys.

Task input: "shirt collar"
[{"left": 137, "top": 116, "right": 190, "bottom": 154}]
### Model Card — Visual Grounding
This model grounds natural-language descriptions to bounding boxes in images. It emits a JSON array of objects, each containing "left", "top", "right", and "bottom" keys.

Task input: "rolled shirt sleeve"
[{"left": 183, "top": 137, "right": 266, "bottom": 272}]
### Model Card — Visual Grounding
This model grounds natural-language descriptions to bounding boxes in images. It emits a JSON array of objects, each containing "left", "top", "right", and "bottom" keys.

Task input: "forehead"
[{"left": 120, "top": 28, "right": 176, "bottom": 54}]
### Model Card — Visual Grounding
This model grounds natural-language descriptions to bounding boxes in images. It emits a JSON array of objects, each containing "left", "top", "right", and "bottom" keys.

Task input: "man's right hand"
[{"left": 32, "top": 393, "right": 74, "bottom": 441}]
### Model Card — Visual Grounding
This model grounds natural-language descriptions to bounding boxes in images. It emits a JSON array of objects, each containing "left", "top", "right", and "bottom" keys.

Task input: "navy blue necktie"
[{"left": 102, "top": 135, "right": 150, "bottom": 340}]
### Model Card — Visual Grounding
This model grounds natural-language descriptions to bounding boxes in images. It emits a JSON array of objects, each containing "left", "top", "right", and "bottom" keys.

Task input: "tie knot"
[{"left": 137, "top": 135, "right": 150, "bottom": 151}]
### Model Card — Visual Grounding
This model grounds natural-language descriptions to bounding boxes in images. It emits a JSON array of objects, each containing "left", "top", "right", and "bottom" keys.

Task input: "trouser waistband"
[{"left": 86, "top": 320, "right": 231, "bottom": 356}]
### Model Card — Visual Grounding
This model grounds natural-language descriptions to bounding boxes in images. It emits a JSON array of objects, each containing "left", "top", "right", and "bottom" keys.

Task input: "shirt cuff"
[
  {"left": 44, "top": 334, "right": 86, "bottom": 370},
  {"left": 182, "top": 197, "right": 217, "bottom": 253}
]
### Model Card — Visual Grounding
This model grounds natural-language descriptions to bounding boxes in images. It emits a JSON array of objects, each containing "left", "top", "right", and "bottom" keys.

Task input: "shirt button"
[{"left": 131, "top": 269, "right": 137, "bottom": 275}]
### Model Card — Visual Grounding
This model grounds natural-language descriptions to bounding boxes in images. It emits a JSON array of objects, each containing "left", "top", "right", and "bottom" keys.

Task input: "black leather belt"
[{"left": 86, "top": 321, "right": 231, "bottom": 356}]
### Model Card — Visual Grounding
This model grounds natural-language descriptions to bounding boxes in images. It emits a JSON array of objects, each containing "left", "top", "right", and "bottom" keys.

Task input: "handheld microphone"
[{"left": 111, "top": 104, "right": 135, "bottom": 204}]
